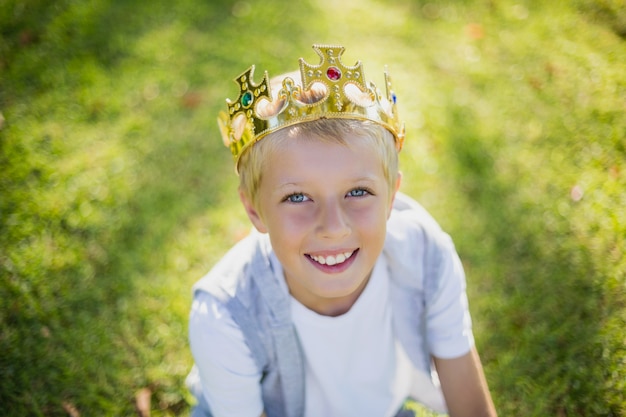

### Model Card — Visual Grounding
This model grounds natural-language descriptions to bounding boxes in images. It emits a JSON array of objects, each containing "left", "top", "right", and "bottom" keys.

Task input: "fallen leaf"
[
  {"left": 19, "top": 30, "right": 39, "bottom": 46},
  {"left": 570, "top": 185, "right": 584, "bottom": 202},
  {"left": 41, "top": 326, "right": 51, "bottom": 338},
  {"left": 181, "top": 91, "right": 203, "bottom": 109},
  {"left": 135, "top": 387, "right": 151, "bottom": 417},
  {"left": 62, "top": 401, "right": 80, "bottom": 417},
  {"left": 465, "top": 23, "right": 485, "bottom": 40}
]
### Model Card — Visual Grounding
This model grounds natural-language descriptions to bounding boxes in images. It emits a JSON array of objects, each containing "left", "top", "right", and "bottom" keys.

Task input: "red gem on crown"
[{"left": 326, "top": 66, "right": 342, "bottom": 81}]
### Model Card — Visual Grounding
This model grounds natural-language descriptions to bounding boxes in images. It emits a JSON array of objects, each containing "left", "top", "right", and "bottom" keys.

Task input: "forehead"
[
  {"left": 265, "top": 125, "right": 387, "bottom": 160},
  {"left": 261, "top": 133, "right": 386, "bottom": 181}
]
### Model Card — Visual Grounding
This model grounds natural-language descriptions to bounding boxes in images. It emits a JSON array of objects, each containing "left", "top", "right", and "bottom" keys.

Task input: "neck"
[{"left": 286, "top": 273, "right": 371, "bottom": 317}]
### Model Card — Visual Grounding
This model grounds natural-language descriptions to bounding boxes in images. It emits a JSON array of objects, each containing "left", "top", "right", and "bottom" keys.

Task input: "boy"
[{"left": 187, "top": 44, "right": 497, "bottom": 417}]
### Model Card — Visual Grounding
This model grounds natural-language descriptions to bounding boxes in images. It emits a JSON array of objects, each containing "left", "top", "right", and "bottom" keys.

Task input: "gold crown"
[{"left": 218, "top": 44, "right": 405, "bottom": 171}]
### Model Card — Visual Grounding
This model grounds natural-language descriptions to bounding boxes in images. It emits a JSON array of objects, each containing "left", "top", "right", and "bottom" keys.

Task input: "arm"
[
  {"left": 189, "top": 292, "right": 265, "bottom": 417},
  {"left": 433, "top": 347, "right": 497, "bottom": 417}
]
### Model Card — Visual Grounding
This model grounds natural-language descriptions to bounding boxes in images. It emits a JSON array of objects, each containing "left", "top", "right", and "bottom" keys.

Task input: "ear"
[
  {"left": 387, "top": 171, "right": 403, "bottom": 218},
  {"left": 239, "top": 189, "right": 268, "bottom": 233}
]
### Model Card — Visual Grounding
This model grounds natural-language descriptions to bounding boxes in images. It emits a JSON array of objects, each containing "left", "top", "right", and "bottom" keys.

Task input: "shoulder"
[
  {"left": 193, "top": 230, "right": 271, "bottom": 305},
  {"left": 385, "top": 192, "right": 456, "bottom": 266},
  {"left": 190, "top": 230, "right": 279, "bottom": 370},
  {"left": 387, "top": 194, "right": 475, "bottom": 358}
]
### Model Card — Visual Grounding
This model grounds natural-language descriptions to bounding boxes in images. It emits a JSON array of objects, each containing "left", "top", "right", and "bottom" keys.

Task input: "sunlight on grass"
[{"left": 1, "top": 0, "right": 624, "bottom": 415}]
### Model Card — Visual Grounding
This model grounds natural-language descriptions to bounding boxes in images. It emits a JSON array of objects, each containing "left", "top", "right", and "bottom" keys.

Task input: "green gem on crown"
[{"left": 241, "top": 91, "right": 253, "bottom": 108}]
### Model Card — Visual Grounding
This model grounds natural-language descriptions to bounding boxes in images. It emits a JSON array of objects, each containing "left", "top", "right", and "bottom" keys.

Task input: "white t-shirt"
[
  {"left": 286, "top": 255, "right": 409, "bottom": 417},
  {"left": 189, "top": 246, "right": 472, "bottom": 417}
]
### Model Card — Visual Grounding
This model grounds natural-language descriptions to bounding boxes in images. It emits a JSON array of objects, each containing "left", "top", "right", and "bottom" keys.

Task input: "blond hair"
[{"left": 238, "top": 72, "right": 400, "bottom": 209}]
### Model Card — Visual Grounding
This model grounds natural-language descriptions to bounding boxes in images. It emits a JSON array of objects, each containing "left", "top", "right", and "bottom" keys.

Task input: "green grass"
[{"left": 1, "top": 0, "right": 624, "bottom": 415}]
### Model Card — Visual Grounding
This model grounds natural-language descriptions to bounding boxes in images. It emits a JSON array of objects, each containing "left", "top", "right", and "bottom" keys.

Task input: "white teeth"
[{"left": 310, "top": 251, "right": 354, "bottom": 266}]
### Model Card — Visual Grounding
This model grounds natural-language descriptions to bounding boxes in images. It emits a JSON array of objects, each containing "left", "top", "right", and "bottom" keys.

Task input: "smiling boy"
[
  {"left": 242, "top": 128, "right": 394, "bottom": 317},
  {"left": 187, "top": 44, "right": 497, "bottom": 417}
]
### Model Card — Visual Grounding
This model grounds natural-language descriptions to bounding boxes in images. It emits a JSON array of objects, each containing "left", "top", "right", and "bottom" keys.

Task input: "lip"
[{"left": 305, "top": 249, "right": 359, "bottom": 274}]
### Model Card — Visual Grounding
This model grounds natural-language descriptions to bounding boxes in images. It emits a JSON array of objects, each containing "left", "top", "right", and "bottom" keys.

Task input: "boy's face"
[{"left": 240, "top": 133, "right": 400, "bottom": 316}]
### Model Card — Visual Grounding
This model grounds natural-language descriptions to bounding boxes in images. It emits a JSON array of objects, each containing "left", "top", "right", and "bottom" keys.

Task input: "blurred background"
[{"left": 1, "top": 0, "right": 624, "bottom": 415}]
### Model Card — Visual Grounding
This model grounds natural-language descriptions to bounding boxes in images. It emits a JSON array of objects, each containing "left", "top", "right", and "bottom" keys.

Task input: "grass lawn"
[{"left": 1, "top": 0, "right": 624, "bottom": 415}]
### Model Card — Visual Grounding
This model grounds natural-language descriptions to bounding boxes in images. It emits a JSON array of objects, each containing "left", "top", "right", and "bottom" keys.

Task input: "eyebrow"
[
  {"left": 274, "top": 175, "right": 381, "bottom": 191},
  {"left": 351, "top": 175, "right": 379, "bottom": 183}
]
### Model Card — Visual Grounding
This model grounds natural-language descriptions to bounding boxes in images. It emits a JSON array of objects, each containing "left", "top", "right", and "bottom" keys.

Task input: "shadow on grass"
[{"left": 443, "top": 107, "right": 619, "bottom": 416}]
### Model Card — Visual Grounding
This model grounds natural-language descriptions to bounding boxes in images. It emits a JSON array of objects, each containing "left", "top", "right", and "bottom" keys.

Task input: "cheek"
[
  {"left": 351, "top": 203, "right": 388, "bottom": 226},
  {"left": 268, "top": 209, "right": 314, "bottom": 237},
  {"left": 356, "top": 208, "right": 389, "bottom": 244}
]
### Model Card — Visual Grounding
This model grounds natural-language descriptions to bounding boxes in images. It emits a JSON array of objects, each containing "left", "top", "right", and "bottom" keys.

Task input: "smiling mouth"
[{"left": 308, "top": 250, "right": 356, "bottom": 266}]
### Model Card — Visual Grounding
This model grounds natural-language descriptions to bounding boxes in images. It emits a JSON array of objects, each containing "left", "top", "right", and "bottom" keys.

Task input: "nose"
[{"left": 316, "top": 199, "right": 351, "bottom": 239}]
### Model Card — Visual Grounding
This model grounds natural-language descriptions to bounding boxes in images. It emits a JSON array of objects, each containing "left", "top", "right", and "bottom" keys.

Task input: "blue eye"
[
  {"left": 285, "top": 193, "right": 308, "bottom": 203},
  {"left": 347, "top": 188, "right": 370, "bottom": 197}
]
